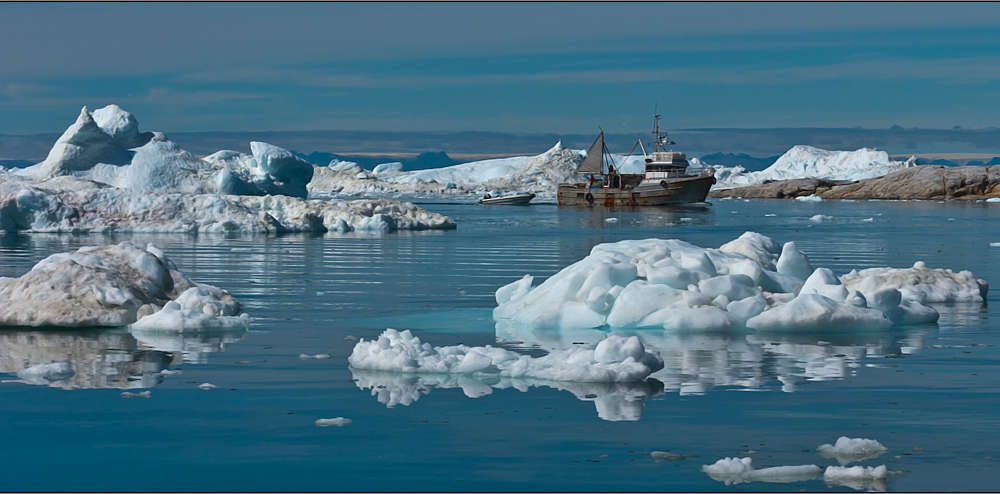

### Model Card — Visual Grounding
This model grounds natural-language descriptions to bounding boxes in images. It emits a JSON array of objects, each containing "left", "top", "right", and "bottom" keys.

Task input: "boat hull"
[
  {"left": 556, "top": 174, "right": 715, "bottom": 206},
  {"left": 479, "top": 193, "right": 536, "bottom": 205}
]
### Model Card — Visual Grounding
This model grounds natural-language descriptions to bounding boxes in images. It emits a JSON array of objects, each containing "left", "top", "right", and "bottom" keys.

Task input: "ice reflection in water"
[
  {"left": 351, "top": 368, "right": 663, "bottom": 421},
  {"left": 0, "top": 327, "right": 247, "bottom": 389}
]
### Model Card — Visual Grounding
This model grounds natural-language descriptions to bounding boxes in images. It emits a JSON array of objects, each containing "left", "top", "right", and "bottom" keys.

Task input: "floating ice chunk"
[
  {"left": 316, "top": 417, "right": 352, "bottom": 427},
  {"left": 348, "top": 329, "right": 663, "bottom": 383},
  {"left": 991, "top": 242, "right": 1000, "bottom": 247},
  {"left": 17, "top": 362, "right": 76, "bottom": 384},
  {"left": 605, "top": 217, "right": 618, "bottom": 223},
  {"left": 299, "top": 354, "right": 332, "bottom": 359},
  {"left": 987, "top": 198, "right": 1000, "bottom": 203},
  {"left": 198, "top": 383, "right": 217, "bottom": 390},
  {"left": 121, "top": 390, "right": 151, "bottom": 398},
  {"left": 651, "top": 451, "right": 690, "bottom": 461},
  {"left": 776, "top": 242, "right": 813, "bottom": 281},
  {"left": 810, "top": 214, "right": 835, "bottom": 222},
  {"left": 840, "top": 261, "right": 988, "bottom": 304},
  {"left": 746, "top": 294, "right": 892, "bottom": 332},
  {"left": 817, "top": 437, "right": 889, "bottom": 464},
  {"left": 130, "top": 300, "right": 251, "bottom": 332},
  {"left": 159, "top": 369, "right": 182, "bottom": 376},
  {"left": 795, "top": 194, "right": 823, "bottom": 202},
  {"left": 702, "top": 457, "right": 822, "bottom": 485}
]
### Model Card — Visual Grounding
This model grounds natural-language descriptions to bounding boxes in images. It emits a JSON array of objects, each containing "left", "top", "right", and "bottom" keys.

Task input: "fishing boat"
[
  {"left": 478, "top": 192, "right": 536, "bottom": 205},
  {"left": 556, "top": 114, "right": 716, "bottom": 206}
]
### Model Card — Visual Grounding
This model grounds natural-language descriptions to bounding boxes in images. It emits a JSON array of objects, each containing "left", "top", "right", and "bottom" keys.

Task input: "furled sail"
[{"left": 576, "top": 132, "right": 604, "bottom": 174}]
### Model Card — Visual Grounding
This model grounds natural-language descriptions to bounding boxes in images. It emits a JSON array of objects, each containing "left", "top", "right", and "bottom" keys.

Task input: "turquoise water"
[{"left": 1, "top": 199, "right": 999, "bottom": 491}]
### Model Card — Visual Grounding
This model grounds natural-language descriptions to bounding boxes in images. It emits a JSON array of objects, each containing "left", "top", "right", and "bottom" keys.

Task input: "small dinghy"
[{"left": 478, "top": 193, "right": 535, "bottom": 205}]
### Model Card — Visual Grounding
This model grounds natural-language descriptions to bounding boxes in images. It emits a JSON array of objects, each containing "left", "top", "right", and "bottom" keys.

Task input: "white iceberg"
[
  {"left": 348, "top": 328, "right": 664, "bottom": 383},
  {"left": 712, "top": 145, "right": 917, "bottom": 189},
  {"left": 0, "top": 174, "right": 455, "bottom": 233},
  {"left": 702, "top": 457, "right": 822, "bottom": 485},
  {"left": 817, "top": 436, "right": 889, "bottom": 464},
  {"left": 494, "top": 232, "right": 982, "bottom": 333},
  {"left": 0, "top": 241, "right": 245, "bottom": 329}
]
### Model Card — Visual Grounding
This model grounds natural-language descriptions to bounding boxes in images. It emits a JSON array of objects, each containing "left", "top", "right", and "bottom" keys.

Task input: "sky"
[{"left": 3, "top": 3, "right": 1000, "bottom": 137}]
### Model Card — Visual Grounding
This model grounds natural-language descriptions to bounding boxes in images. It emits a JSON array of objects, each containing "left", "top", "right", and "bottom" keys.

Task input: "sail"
[{"left": 576, "top": 132, "right": 604, "bottom": 174}]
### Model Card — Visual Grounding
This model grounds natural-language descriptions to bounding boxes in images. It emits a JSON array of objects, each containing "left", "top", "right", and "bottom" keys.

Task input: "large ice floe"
[
  {"left": 4, "top": 105, "right": 455, "bottom": 233},
  {"left": 349, "top": 328, "right": 663, "bottom": 383},
  {"left": 348, "top": 328, "right": 665, "bottom": 421},
  {"left": 713, "top": 145, "right": 918, "bottom": 189},
  {"left": 493, "top": 232, "right": 987, "bottom": 333},
  {"left": 702, "top": 457, "right": 823, "bottom": 486},
  {"left": 308, "top": 141, "right": 586, "bottom": 203},
  {"left": 0, "top": 241, "right": 248, "bottom": 330}
]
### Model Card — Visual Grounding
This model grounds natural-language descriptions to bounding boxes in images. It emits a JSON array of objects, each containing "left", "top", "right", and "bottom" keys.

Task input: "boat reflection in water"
[{"left": 0, "top": 327, "right": 247, "bottom": 390}]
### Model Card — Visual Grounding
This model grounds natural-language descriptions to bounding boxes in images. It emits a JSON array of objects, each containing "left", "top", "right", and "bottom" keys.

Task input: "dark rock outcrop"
[{"left": 709, "top": 165, "right": 1000, "bottom": 200}]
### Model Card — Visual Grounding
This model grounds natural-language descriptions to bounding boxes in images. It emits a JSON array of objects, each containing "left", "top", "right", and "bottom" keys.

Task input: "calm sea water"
[{"left": 1, "top": 199, "right": 998, "bottom": 491}]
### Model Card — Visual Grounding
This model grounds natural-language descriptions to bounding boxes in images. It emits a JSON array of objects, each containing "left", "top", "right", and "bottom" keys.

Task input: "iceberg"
[
  {"left": 494, "top": 232, "right": 986, "bottom": 333},
  {"left": 823, "top": 465, "right": 889, "bottom": 491},
  {"left": 0, "top": 242, "right": 244, "bottom": 329},
  {"left": 309, "top": 142, "right": 585, "bottom": 203},
  {"left": 348, "top": 328, "right": 664, "bottom": 383},
  {"left": 0, "top": 174, "right": 454, "bottom": 233},
  {"left": 712, "top": 145, "right": 917, "bottom": 189}
]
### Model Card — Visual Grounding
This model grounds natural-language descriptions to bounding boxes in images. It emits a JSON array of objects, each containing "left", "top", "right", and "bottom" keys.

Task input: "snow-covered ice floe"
[
  {"left": 712, "top": 145, "right": 917, "bottom": 190},
  {"left": 0, "top": 242, "right": 248, "bottom": 330},
  {"left": 349, "top": 328, "right": 663, "bottom": 383},
  {"left": 817, "top": 436, "right": 889, "bottom": 464},
  {"left": 308, "top": 141, "right": 585, "bottom": 203},
  {"left": 0, "top": 174, "right": 455, "bottom": 234},
  {"left": 2, "top": 105, "right": 455, "bottom": 233},
  {"left": 702, "top": 457, "right": 822, "bottom": 485},
  {"left": 494, "top": 232, "right": 988, "bottom": 333}
]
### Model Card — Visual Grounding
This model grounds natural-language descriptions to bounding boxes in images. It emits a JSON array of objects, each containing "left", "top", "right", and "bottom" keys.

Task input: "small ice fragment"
[
  {"left": 817, "top": 437, "right": 888, "bottom": 464},
  {"left": 861, "top": 218, "right": 874, "bottom": 222},
  {"left": 344, "top": 335, "right": 358, "bottom": 341},
  {"left": 605, "top": 218, "right": 618, "bottom": 223},
  {"left": 235, "top": 360, "right": 251, "bottom": 365},
  {"left": 990, "top": 242, "right": 1000, "bottom": 247},
  {"left": 765, "top": 214, "right": 776, "bottom": 217},
  {"left": 680, "top": 217, "right": 693, "bottom": 222},
  {"left": 159, "top": 369, "right": 182, "bottom": 376},
  {"left": 299, "top": 354, "right": 332, "bottom": 359},
  {"left": 316, "top": 417, "right": 352, "bottom": 427},
  {"left": 986, "top": 197, "right": 1000, "bottom": 203},
  {"left": 810, "top": 214, "right": 834, "bottom": 222},
  {"left": 816, "top": 341, "right": 830, "bottom": 346},
  {"left": 795, "top": 194, "right": 823, "bottom": 202},
  {"left": 316, "top": 291, "right": 325, "bottom": 296},
  {"left": 121, "top": 390, "right": 151, "bottom": 398},
  {"left": 651, "top": 451, "right": 687, "bottom": 461},
  {"left": 198, "top": 383, "right": 217, "bottom": 390}
]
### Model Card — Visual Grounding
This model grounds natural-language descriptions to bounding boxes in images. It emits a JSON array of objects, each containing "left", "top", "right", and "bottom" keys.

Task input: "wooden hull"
[
  {"left": 557, "top": 174, "right": 716, "bottom": 206},
  {"left": 479, "top": 193, "right": 535, "bottom": 205}
]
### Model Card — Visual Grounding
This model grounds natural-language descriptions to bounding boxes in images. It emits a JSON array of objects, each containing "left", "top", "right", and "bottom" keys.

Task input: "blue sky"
[{"left": 3, "top": 3, "right": 1000, "bottom": 135}]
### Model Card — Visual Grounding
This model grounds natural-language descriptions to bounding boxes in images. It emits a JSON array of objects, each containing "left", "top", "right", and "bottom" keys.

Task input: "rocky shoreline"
[{"left": 709, "top": 165, "right": 1000, "bottom": 200}]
